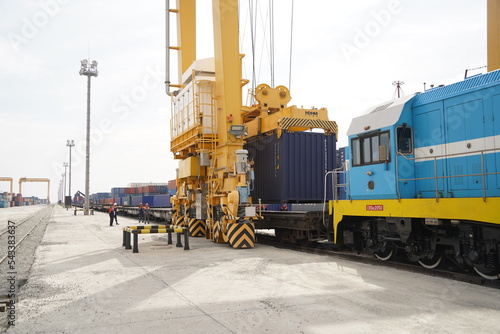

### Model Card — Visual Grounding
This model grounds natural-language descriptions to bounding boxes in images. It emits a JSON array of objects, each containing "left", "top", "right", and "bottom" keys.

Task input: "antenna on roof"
[{"left": 392, "top": 81, "right": 404, "bottom": 99}]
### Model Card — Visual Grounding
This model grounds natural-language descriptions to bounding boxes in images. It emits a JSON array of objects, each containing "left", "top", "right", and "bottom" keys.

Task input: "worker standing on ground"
[
  {"left": 144, "top": 203, "right": 151, "bottom": 224},
  {"left": 138, "top": 203, "right": 145, "bottom": 223},
  {"left": 109, "top": 203, "right": 119, "bottom": 226}
]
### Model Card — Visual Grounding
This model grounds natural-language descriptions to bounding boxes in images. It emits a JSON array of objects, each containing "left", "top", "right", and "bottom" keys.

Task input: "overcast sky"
[{"left": 0, "top": 0, "right": 487, "bottom": 201}]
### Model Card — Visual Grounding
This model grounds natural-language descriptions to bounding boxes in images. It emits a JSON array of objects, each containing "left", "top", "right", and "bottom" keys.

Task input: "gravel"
[{"left": 0, "top": 205, "right": 53, "bottom": 333}]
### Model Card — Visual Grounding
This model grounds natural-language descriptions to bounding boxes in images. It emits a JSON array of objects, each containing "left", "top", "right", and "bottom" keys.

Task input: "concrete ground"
[{"left": 6, "top": 206, "right": 500, "bottom": 334}]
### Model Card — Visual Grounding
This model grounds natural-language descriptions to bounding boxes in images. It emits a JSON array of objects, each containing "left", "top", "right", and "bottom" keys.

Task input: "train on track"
[{"left": 331, "top": 70, "right": 500, "bottom": 280}]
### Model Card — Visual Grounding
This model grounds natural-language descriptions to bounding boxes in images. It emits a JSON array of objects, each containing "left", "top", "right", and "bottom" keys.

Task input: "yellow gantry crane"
[
  {"left": 166, "top": 0, "right": 337, "bottom": 248},
  {"left": 168, "top": 0, "right": 255, "bottom": 248},
  {"left": 18, "top": 178, "right": 50, "bottom": 203}
]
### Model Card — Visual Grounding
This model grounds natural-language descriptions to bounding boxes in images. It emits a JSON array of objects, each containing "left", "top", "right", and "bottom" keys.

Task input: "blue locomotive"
[{"left": 331, "top": 70, "right": 500, "bottom": 279}]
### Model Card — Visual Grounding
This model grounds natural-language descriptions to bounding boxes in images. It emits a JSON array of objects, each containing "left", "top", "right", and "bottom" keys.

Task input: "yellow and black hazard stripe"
[
  {"left": 228, "top": 221, "right": 255, "bottom": 249},
  {"left": 189, "top": 219, "right": 206, "bottom": 237},
  {"left": 212, "top": 221, "right": 228, "bottom": 243},
  {"left": 172, "top": 214, "right": 185, "bottom": 227}
]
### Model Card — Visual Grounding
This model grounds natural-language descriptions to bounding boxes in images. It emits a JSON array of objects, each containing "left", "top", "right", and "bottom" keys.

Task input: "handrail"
[
  {"left": 332, "top": 147, "right": 499, "bottom": 203},
  {"left": 396, "top": 147, "right": 500, "bottom": 201}
]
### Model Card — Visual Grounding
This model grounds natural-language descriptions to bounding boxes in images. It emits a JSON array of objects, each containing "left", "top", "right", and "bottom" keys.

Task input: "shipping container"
[
  {"left": 130, "top": 195, "right": 143, "bottom": 206},
  {"left": 152, "top": 194, "right": 171, "bottom": 207},
  {"left": 124, "top": 187, "right": 137, "bottom": 194},
  {"left": 141, "top": 195, "right": 154, "bottom": 206},
  {"left": 121, "top": 196, "right": 131, "bottom": 206},
  {"left": 245, "top": 131, "right": 336, "bottom": 203},
  {"left": 168, "top": 179, "right": 176, "bottom": 190}
]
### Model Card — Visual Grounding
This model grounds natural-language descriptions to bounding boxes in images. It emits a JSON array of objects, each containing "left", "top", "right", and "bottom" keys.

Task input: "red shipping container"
[
  {"left": 168, "top": 179, "right": 176, "bottom": 190},
  {"left": 124, "top": 187, "right": 135, "bottom": 194},
  {"left": 104, "top": 198, "right": 115, "bottom": 205}
]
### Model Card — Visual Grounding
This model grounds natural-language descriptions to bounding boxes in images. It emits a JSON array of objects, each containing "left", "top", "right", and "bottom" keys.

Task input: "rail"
[{"left": 0, "top": 206, "right": 52, "bottom": 265}]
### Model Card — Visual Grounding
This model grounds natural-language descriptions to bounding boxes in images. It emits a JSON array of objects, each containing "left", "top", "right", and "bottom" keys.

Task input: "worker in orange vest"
[
  {"left": 109, "top": 203, "right": 119, "bottom": 226},
  {"left": 138, "top": 203, "right": 145, "bottom": 223},
  {"left": 144, "top": 203, "right": 151, "bottom": 224}
]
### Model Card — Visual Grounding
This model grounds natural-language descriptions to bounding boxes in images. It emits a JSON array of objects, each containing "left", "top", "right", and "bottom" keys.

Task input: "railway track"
[
  {"left": 256, "top": 233, "right": 500, "bottom": 289},
  {"left": 0, "top": 205, "right": 53, "bottom": 294}
]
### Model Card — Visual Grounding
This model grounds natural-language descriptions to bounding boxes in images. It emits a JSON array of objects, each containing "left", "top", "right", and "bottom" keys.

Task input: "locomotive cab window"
[
  {"left": 396, "top": 125, "right": 413, "bottom": 154},
  {"left": 351, "top": 131, "right": 390, "bottom": 166}
]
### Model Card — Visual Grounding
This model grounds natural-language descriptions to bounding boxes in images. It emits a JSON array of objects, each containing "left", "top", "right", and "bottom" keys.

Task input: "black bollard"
[
  {"left": 125, "top": 231, "right": 131, "bottom": 250},
  {"left": 176, "top": 232, "right": 182, "bottom": 248},
  {"left": 184, "top": 228, "right": 190, "bottom": 250},
  {"left": 133, "top": 232, "right": 139, "bottom": 253}
]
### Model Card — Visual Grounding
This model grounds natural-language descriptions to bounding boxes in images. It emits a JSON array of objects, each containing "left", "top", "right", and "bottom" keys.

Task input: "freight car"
[
  {"left": 331, "top": 70, "right": 500, "bottom": 279},
  {"left": 89, "top": 203, "right": 173, "bottom": 223}
]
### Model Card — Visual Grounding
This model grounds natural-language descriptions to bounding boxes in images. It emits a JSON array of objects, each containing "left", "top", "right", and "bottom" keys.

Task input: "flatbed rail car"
[
  {"left": 256, "top": 210, "right": 329, "bottom": 245},
  {"left": 84, "top": 204, "right": 173, "bottom": 223}
]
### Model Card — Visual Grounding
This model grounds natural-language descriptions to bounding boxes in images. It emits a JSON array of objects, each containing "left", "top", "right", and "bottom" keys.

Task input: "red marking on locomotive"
[{"left": 366, "top": 205, "right": 384, "bottom": 211}]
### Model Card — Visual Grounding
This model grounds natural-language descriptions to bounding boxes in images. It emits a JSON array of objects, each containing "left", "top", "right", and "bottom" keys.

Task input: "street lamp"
[
  {"left": 63, "top": 162, "right": 68, "bottom": 206},
  {"left": 61, "top": 173, "right": 66, "bottom": 204},
  {"left": 66, "top": 140, "right": 75, "bottom": 204},
  {"left": 79, "top": 59, "right": 98, "bottom": 215},
  {"left": 58, "top": 179, "right": 62, "bottom": 204}
]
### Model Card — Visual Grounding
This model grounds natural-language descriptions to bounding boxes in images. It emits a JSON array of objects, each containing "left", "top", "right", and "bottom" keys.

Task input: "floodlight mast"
[{"left": 79, "top": 59, "right": 98, "bottom": 215}]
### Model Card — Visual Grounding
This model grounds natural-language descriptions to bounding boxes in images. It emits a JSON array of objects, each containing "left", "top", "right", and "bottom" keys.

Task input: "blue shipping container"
[
  {"left": 245, "top": 131, "right": 336, "bottom": 203},
  {"left": 152, "top": 194, "right": 171, "bottom": 207},
  {"left": 131, "top": 196, "right": 143, "bottom": 206}
]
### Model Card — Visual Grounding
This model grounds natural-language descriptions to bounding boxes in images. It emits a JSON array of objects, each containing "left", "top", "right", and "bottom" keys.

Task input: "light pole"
[
  {"left": 63, "top": 162, "right": 68, "bottom": 206},
  {"left": 79, "top": 59, "right": 98, "bottom": 215},
  {"left": 66, "top": 140, "right": 75, "bottom": 204},
  {"left": 58, "top": 179, "right": 62, "bottom": 204},
  {"left": 61, "top": 173, "right": 66, "bottom": 204}
]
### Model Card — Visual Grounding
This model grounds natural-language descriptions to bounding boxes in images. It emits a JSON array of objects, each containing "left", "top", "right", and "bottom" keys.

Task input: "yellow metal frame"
[
  {"left": 0, "top": 177, "right": 13, "bottom": 200},
  {"left": 330, "top": 198, "right": 500, "bottom": 243},
  {"left": 18, "top": 177, "right": 51, "bottom": 203},
  {"left": 242, "top": 84, "right": 337, "bottom": 139},
  {"left": 488, "top": 0, "right": 500, "bottom": 72}
]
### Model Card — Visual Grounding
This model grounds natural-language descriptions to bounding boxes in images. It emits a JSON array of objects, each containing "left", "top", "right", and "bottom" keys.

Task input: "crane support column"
[
  {"left": 0, "top": 177, "right": 13, "bottom": 204},
  {"left": 209, "top": 0, "right": 255, "bottom": 248},
  {"left": 488, "top": 0, "right": 500, "bottom": 72}
]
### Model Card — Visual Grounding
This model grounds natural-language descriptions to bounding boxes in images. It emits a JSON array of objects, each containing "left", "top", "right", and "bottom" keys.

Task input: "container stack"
[
  {"left": 92, "top": 183, "right": 171, "bottom": 207},
  {"left": 90, "top": 192, "right": 113, "bottom": 205},
  {"left": 0, "top": 192, "right": 11, "bottom": 208},
  {"left": 14, "top": 193, "right": 23, "bottom": 207},
  {"left": 167, "top": 179, "right": 177, "bottom": 195},
  {"left": 73, "top": 195, "right": 84, "bottom": 204}
]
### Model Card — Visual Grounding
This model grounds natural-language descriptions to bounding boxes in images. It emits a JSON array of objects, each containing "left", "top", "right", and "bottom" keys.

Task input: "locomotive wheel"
[
  {"left": 374, "top": 242, "right": 395, "bottom": 261},
  {"left": 418, "top": 253, "right": 443, "bottom": 269},
  {"left": 473, "top": 266, "right": 500, "bottom": 280}
]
